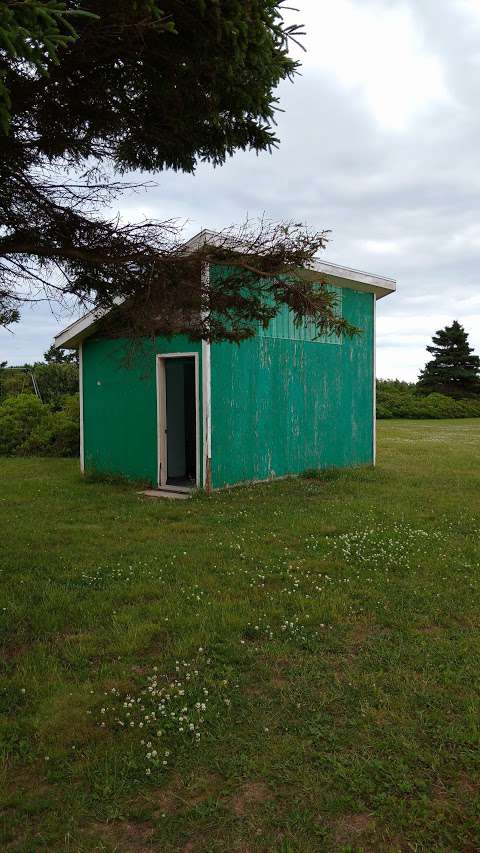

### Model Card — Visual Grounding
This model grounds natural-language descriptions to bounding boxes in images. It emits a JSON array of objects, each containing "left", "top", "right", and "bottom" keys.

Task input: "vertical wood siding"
[
  {"left": 210, "top": 288, "right": 374, "bottom": 489},
  {"left": 82, "top": 335, "right": 203, "bottom": 486},
  {"left": 258, "top": 286, "right": 343, "bottom": 344}
]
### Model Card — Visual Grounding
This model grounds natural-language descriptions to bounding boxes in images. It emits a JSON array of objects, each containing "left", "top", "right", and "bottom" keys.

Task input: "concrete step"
[{"left": 139, "top": 489, "right": 191, "bottom": 500}]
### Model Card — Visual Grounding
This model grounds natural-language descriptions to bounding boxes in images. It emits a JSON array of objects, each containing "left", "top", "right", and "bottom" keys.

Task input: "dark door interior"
[{"left": 165, "top": 357, "right": 196, "bottom": 486}]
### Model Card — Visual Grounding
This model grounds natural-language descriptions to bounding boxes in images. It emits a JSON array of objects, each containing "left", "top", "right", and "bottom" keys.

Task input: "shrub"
[
  {"left": 0, "top": 393, "right": 79, "bottom": 456},
  {"left": 0, "top": 394, "right": 46, "bottom": 455},
  {"left": 376, "top": 381, "right": 480, "bottom": 419}
]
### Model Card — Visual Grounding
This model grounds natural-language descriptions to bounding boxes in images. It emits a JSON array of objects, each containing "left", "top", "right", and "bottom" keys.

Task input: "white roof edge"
[
  {"left": 182, "top": 228, "right": 220, "bottom": 250},
  {"left": 54, "top": 306, "right": 109, "bottom": 349},
  {"left": 55, "top": 230, "right": 396, "bottom": 347},
  {"left": 313, "top": 258, "right": 396, "bottom": 300}
]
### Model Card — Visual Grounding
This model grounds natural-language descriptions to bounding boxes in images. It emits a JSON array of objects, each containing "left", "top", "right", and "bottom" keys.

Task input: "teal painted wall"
[
  {"left": 210, "top": 288, "right": 374, "bottom": 489},
  {"left": 82, "top": 336, "right": 203, "bottom": 485}
]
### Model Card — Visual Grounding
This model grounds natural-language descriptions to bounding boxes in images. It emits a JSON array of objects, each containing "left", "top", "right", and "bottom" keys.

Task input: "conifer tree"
[
  {"left": 418, "top": 321, "right": 480, "bottom": 397},
  {"left": 0, "top": 1, "right": 350, "bottom": 344},
  {"left": 44, "top": 344, "right": 78, "bottom": 365}
]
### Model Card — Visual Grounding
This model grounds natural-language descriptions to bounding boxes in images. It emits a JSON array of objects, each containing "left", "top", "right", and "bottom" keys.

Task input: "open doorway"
[{"left": 157, "top": 354, "right": 199, "bottom": 490}]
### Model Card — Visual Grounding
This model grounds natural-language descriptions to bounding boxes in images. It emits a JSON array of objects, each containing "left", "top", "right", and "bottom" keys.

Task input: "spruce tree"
[
  {"left": 3, "top": 1, "right": 341, "bottom": 343},
  {"left": 44, "top": 344, "right": 78, "bottom": 365},
  {"left": 418, "top": 321, "right": 480, "bottom": 397}
]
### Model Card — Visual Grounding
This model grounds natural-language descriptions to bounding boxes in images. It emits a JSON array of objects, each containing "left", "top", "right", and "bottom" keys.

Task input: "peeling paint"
[
  {"left": 210, "top": 289, "right": 374, "bottom": 489},
  {"left": 82, "top": 335, "right": 203, "bottom": 486},
  {"left": 81, "top": 290, "right": 374, "bottom": 491}
]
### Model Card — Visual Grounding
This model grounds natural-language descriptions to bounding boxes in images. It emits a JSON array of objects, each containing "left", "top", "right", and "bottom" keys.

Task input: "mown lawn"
[{"left": 1, "top": 419, "right": 480, "bottom": 852}]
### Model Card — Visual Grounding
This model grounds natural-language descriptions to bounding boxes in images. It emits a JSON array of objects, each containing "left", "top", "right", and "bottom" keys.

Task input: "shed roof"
[{"left": 55, "top": 229, "right": 396, "bottom": 349}]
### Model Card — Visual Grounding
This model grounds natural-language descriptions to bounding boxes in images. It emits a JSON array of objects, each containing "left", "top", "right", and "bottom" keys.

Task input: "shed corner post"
[
  {"left": 201, "top": 262, "right": 212, "bottom": 493},
  {"left": 79, "top": 340, "right": 85, "bottom": 473},
  {"left": 372, "top": 293, "right": 376, "bottom": 467},
  {"left": 201, "top": 340, "right": 212, "bottom": 493}
]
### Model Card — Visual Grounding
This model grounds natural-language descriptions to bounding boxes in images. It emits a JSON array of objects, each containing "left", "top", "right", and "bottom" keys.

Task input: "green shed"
[{"left": 55, "top": 230, "right": 395, "bottom": 492}]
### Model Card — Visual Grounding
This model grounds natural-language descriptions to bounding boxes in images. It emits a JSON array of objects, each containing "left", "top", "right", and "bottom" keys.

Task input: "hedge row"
[
  {"left": 0, "top": 393, "right": 80, "bottom": 456},
  {"left": 376, "top": 388, "right": 480, "bottom": 419}
]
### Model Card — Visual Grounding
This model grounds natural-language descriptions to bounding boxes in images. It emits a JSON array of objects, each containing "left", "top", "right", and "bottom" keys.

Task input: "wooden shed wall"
[
  {"left": 210, "top": 288, "right": 374, "bottom": 488},
  {"left": 82, "top": 335, "right": 203, "bottom": 485}
]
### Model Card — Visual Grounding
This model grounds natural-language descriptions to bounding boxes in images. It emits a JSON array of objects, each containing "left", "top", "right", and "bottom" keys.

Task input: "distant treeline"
[
  {"left": 0, "top": 355, "right": 79, "bottom": 456},
  {"left": 376, "top": 379, "right": 480, "bottom": 419}
]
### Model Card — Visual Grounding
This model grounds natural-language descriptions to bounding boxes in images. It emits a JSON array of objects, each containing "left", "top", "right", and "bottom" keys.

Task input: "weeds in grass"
[
  {"left": 94, "top": 649, "right": 235, "bottom": 779},
  {"left": 2, "top": 422, "right": 480, "bottom": 851}
]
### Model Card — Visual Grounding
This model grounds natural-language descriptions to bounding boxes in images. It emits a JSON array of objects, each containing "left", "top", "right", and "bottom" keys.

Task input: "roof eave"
[
  {"left": 54, "top": 307, "right": 108, "bottom": 349},
  {"left": 312, "top": 259, "right": 396, "bottom": 300},
  {"left": 55, "top": 231, "right": 396, "bottom": 348}
]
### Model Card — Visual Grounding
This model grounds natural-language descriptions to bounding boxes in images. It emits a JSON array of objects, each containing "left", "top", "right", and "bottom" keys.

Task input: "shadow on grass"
[
  {"left": 83, "top": 468, "right": 152, "bottom": 490},
  {"left": 300, "top": 464, "right": 378, "bottom": 483}
]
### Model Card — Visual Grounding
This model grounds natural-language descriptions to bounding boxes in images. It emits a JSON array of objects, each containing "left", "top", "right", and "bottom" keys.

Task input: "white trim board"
[
  {"left": 79, "top": 341, "right": 85, "bottom": 472},
  {"left": 156, "top": 352, "right": 200, "bottom": 490},
  {"left": 373, "top": 294, "right": 376, "bottom": 466},
  {"left": 201, "top": 340, "right": 211, "bottom": 490},
  {"left": 312, "top": 260, "right": 395, "bottom": 300}
]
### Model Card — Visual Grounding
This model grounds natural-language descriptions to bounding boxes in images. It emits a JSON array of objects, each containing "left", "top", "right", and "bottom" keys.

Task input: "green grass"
[{"left": 1, "top": 419, "right": 480, "bottom": 852}]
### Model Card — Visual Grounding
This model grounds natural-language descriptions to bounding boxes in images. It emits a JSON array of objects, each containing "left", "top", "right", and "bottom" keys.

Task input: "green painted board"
[
  {"left": 210, "top": 289, "right": 374, "bottom": 488},
  {"left": 82, "top": 336, "right": 203, "bottom": 486},
  {"left": 81, "top": 287, "right": 374, "bottom": 490}
]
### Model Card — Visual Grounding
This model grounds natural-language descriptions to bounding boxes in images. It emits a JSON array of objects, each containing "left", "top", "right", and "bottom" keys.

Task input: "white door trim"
[
  {"left": 200, "top": 262, "right": 212, "bottom": 491},
  {"left": 156, "top": 352, "right": 200, "bottom": 489},
  {"left": 372, "top": 295, "right": 376, "bottom": 466},
  {"left": 201, "top": 340, "right": 211, "bottom": 490},
  {"left": 79, "top": 341, "right": 85, "bottom": 473}
]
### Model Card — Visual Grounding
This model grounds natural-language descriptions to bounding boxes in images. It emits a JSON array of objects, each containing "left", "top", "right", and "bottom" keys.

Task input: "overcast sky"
[{"left": 2, "top": 0, "right": 480, "bottom": 380}]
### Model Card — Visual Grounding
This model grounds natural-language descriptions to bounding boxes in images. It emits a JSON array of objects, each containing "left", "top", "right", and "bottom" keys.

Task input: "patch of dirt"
[
  {"left": 431, "top": 778, "right": 451, "bottom": 803},
  {"left": 270, "top": 657, "right": 292, "bottom": 687},
  {"left": 3, "top": 774, "right": 55, "bottom": 800},
  {"left": 341, "top": 625, "right": 372, "bottom": 663},
  {"left": 54, "top": 631, "right": 92, "bottom": 643},
  {"left": 431, "top": 773, "right": 478, "bottom": 809},
  {"left": 332, "top": 813, "right": 375, "bottom": 845},
  {"left": 182, "top": 841, "right": 200, "bottom": 853},
  {"left": 457, "top": 772, "right": 479, "bottom": 796},
  {"left": 245, "top": 684, "right": 264, "bottom": 698},
  {"left": 2, "top": 642, "right": 32, "bottom": 661},
  {"left": 91, "top": 819, "right": 155, "bottom": 852},
  {"left": 232, "top": 781, "right": 272, "bottom": 817},
  {"left": 245, "top": 656, "right": 293, "bottom": 695},
  {"left": 347, "top": 626, "right": 372, "bottom": 655},
  {"left": 416, "top": 625, "right": 443, "bottom": 636},
  {"left": 144, "top": 772, "right": 221, "bottom": 817},
  {"left": 179, "top": 832, "right": 220, "bottom": 853}
]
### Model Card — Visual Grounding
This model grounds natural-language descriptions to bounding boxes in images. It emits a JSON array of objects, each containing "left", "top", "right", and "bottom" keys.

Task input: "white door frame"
[
  {"left": 156, "top": 352, "right": 200, "bottom": 490},
  {"left": 79, "top": 341, "right": 85, "bottom": 473}
]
